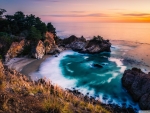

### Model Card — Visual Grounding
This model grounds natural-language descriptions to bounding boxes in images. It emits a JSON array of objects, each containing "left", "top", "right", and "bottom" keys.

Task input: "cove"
[{"left": 31, "top": 45, "right": 140, "bottom": 111}]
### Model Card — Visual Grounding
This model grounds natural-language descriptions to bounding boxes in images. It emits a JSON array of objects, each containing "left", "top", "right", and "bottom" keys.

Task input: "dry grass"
[{"left": 0, "top": 63, "right": 110, "bottom": 113}]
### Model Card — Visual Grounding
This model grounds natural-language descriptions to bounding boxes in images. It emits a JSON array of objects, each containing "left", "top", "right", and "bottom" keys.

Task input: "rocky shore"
[
  {"left": 122, "top": 68, "right": 150, "bottom": 110},
  {"left": 3, "top": 33, "right": 111, "bottom": 78},
  {"left": 4, "top": 33, "right": 111, "bottom": 63},
  {"left": 2, "top": 31, "right": 150, "bottom": 112},
  {"left": 60, "top": 35, "right": 111, "bottom": 53}
]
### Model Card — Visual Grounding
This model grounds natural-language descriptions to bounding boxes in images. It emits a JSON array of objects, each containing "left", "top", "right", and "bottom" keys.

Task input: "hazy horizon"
[{"left": 1, "top": 0, "right": 150, "bottom": 23}]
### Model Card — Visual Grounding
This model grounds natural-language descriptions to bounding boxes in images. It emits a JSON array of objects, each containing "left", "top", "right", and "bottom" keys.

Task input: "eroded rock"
[
  {"left": 62, "top": 35, "right": 111, "bottom": 53},
  {"left": 5, "top": 40, "right": 25, "bottom": 62},
  {"left": 32, "top": 40, "right": 45, "bottom": 59}
]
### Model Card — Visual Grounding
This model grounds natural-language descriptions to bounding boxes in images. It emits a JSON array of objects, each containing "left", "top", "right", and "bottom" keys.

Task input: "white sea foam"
[
  {"left": 83, "top": 56, "right": 89, "bottom": 59},
  {"left": 108, "top": 57, "right": 127, "bottom": 73},
  {"left": 30, "top": 50, "right": 139, "bottom": 110},
  {"left": 107, "top": 73, "right": 118, "bottom": 83},
  {"left": 66, "top": 65, "right": 74, "bottom": 73},
  {"left": 30, "top": 50, "right": 77, "bottom": 89}
]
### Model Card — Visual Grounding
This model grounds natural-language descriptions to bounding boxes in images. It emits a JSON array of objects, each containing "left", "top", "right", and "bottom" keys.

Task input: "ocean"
[
  {"left": 53, "top": 23, "right": 150, "bottom": 44},
  {"left": 31, "top": 23, "right": 150, "bottom": 111}
]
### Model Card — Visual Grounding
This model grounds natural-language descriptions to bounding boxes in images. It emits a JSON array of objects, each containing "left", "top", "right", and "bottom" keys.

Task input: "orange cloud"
[{"left": 41, "top": 12, "right": 150, "bottom": 23}]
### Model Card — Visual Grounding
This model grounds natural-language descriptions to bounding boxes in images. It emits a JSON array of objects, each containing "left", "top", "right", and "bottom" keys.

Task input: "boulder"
[
  {"left": 5, "top": 40, "right": 25, "bottom": 62},
  {"left": 32, "top": 40, "right": 45, "bottom": 59},
  {"left": 122, "top": 68, "right": 150, "bottom": 109}
]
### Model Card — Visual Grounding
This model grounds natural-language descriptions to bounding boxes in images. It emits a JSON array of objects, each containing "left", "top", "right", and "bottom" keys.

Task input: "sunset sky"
[{"left": 1, "top": 0, "right": 150, "bottom": 23}]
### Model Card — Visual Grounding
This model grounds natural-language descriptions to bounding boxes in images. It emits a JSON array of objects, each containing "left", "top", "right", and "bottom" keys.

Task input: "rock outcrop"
[
  {"left": 63, "top": 35, "right": 86, "bottom": 51},
  {"left": 32, "top": 40, "right": 45, "bottom": 59},
  {"left": 5, "top": 40, "right": 25, "bottom": 62},
  {"left": 62, "top": 35, "right": 111, "bottom": 53},
  {"left": 122, "top": 68, "right": 150, "bottom": 109},
  {"left": 44, "top": 32, "right": 55, "bottom": 54},
  {"left": 44, "top": 32, "right": 61, "bottom": 54},
  {"left": 4, "top": 34, "right": 111, "bottom": 60},
  {"left": 0, "top": 60, "right": 4, "bottom": 73}
]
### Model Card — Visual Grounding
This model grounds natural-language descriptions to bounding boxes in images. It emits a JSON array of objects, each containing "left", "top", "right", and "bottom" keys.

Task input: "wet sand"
[
  {"left": 5, "top": 55, "right": 51, "bottom": 76},
  {"left": 5, "top": 57, "right": 36, "bottom": 72},
  {"left": 20, "top": 55, "right": 51, "bottom": 76}
]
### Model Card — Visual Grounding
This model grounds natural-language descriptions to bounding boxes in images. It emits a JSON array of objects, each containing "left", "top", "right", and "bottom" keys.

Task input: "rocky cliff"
[
  {"left": 32, "top": 40, "right": 45, "bottom": 59},
  {"left": 4, "top": 33, "right": 111, "bottom": 61},
  {"left": 0, "top": 60, "right": 4, "bottom": 73},
  {"left": 122, "top": 68, "right": 150, "bottom": 109},
  {"left": 44, "top": 32, "right": 60, "bottom": 54},
  {"left": 62, "top": 35, "right": 111, "bottom": 53},
  {"left": 4, "top": 32, "right": 60, "bottom": 60},
  {"left": 5, "top": 40, "right": 25, "bottom": 62}
]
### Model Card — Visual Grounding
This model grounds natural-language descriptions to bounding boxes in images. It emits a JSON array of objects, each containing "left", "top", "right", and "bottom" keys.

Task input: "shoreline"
[
  {"left": 5, "top": 40, "right": 150, "bottom": 112},
  {"left": 20, "top": 55, "right": 52, "bottom": 76},
  {"left": 6, "top": 40, "right": 150, "bottom": 76}
]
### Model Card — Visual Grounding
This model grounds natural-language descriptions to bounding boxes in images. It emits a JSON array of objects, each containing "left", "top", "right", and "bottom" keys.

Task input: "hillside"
[{"left": 0, "top": 61, "right": 111, "bottom": 113}]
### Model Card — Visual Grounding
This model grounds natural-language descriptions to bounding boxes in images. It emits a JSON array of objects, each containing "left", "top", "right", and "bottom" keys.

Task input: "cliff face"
[
  {"left": 5, "top": 40, "right": 25, "bottom": 62},
  {"left": 32, "top": 40, "right": 45, "bottom": 59},
  {"left": 4, "top": 32, "right": 60, "bottom": 60},
  {"left": 0, "top": 61, "right": 4, "bottom": 73},
  {"left": 44, "top": 32, "right": 55, "bottom": 54},
  {"left": 62, "top": 35, "right": 111, "bottom": 53},
  {"left": 4, "top": 33, "right": 111, "bottom": 61},
  {"left": 122, "top": 68, "right": 150, "bottom": 109},
  {"left": 44, "top": 32, "right": 61, "bottom": 55}
]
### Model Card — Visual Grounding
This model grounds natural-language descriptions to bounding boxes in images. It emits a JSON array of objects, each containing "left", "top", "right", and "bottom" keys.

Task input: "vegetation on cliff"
[
  {"left": 0, "top": 8, "right": 111, "bottom": 113},
  {"left": 0, "top": 8, "right": 56, "bottom": 59},
  {"left": 0, "top": 61, "right": 110, "bottom": 113}
]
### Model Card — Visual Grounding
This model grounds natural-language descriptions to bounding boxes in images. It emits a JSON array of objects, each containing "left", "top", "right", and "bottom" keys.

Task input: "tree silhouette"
[
  {"left": 0, "top": 8, "right": 6, "bottom": 18},
  {"left": 27, "top": 26, "right": 42, "bottom": 41},
  {"left": 47, "top": 22, "right": 56, "bottom": 34}
]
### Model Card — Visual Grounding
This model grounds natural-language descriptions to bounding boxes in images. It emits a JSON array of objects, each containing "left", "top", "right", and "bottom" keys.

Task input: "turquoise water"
[
  {"left": 59, "top": 50, "right": 139, "bottom": 109},
  {"left": 31, "top": 45, "right": 139, "bottom": 110}
]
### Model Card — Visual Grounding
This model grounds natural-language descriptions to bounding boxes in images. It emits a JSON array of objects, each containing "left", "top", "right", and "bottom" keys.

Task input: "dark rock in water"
[
  {"left": 62, "top": 35, "right": 111, "bottom": 54},
  {"left": 101, "top": 63, "right": 108, "bottom": 66},
  {"left": 55, "top": 55, "right": 58, "bottom": 57},
  {"left": 122, "top": 67, "right": 150, "bottom": 110},
  {"left": 93, "top": 63, "right": 103, "bottom": 68}
]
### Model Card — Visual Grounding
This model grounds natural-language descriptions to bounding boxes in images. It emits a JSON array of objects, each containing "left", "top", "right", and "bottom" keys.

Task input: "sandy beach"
[
  {"left": 5, "top": 57, "right": 36, "bottom": 72},
  {"left": 5, "top": 55, "right": 51, "bottom": 76},
  {"left": 20, "top": 55, "right": 52, "bottom": 76}
]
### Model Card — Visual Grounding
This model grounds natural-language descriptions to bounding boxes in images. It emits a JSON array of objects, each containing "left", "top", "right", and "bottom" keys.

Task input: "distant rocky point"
[
  {"left": 61, "top": 35, "right": 111, "bottom": 54},
  {"left": 122, "top": 68, "right": 150, "bottom": 109}
]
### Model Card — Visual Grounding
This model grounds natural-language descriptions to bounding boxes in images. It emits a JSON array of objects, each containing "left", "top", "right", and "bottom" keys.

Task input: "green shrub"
[
  {"left": 26, "top": 26, "right": 42, "bottom": 41},
  {"left": 0, "top": 55, "right": 2, "bottom": 59}
]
